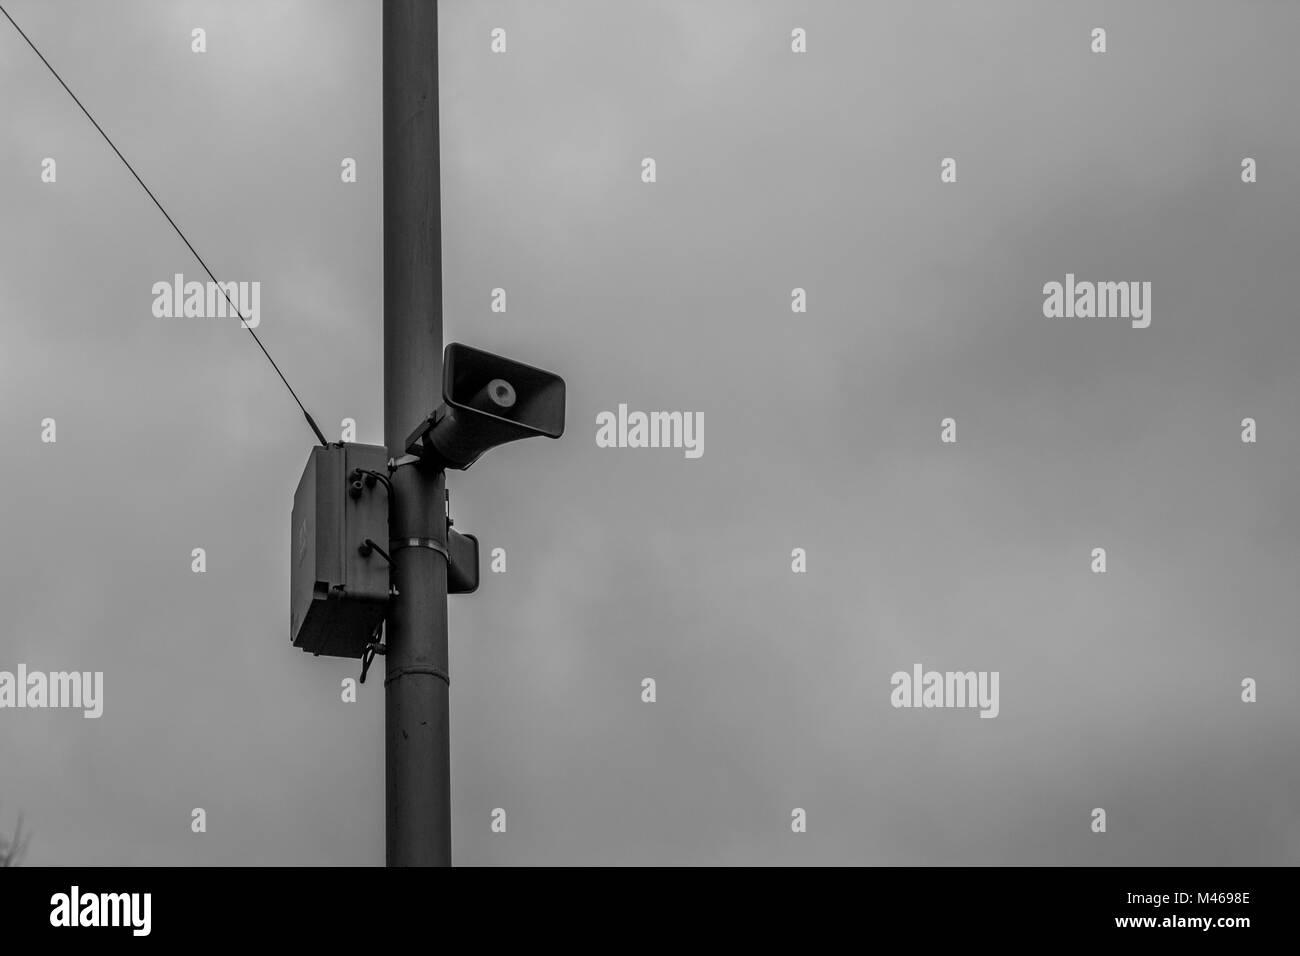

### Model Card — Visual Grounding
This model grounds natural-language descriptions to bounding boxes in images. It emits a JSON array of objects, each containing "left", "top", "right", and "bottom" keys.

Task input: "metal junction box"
[{"left": 291, "top": 443, "right": 391, "bottom": 658}]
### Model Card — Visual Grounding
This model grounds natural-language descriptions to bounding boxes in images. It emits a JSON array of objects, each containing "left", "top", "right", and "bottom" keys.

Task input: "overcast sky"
[{"left": 2, "top": 0, "right": 1298, "bottom": 865}]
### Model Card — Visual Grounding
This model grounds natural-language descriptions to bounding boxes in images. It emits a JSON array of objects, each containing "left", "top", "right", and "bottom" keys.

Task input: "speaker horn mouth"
[{"left": 472, "top": 378, "right": 517, "bottom": 411}]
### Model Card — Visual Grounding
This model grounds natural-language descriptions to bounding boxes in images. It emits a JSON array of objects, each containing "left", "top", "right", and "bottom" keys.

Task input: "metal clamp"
[
  {"left": 388, "top": 537, "right": 449, "bottom": 561},
  {"left": 387, "top": 454, "right": 422, "bottom": 471}
]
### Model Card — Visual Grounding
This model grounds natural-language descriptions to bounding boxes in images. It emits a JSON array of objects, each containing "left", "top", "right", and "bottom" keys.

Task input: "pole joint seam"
[{"left": 384, "top": 664, "right": 449, "bottom": 687}]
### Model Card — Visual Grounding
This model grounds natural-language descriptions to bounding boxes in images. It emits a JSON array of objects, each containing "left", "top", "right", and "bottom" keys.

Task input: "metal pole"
[{"left": 383, "top": 0, "right": 450, "bottom": 867}]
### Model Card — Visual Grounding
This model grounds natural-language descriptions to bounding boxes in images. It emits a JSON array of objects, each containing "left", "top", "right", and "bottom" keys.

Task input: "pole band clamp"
[
  {"left": 389, "top": 537, "right": 449, "bottom": 561},
  {"left": 384, "top": 664, "right": 449, "bottom": 687}
]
